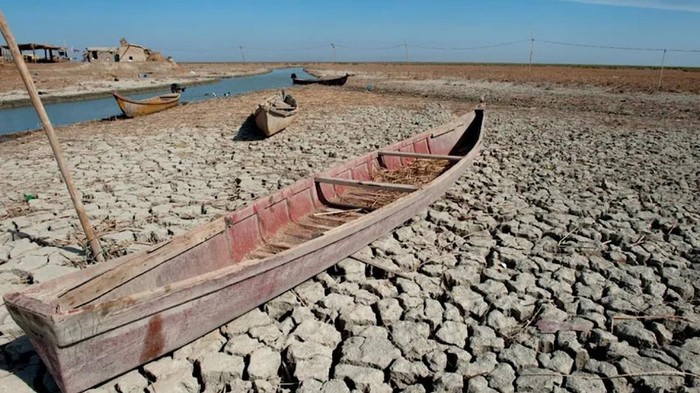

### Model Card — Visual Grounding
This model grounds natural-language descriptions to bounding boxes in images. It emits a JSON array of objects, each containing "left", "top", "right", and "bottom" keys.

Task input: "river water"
[{"left": 0, "top": 67, "right": 313, "bottom": 136}]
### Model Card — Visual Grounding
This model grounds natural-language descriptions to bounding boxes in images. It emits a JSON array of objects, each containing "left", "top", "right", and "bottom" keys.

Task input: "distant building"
[
  {"left": 84, "top": 47, "right": 119, "bottom": 62},
  {"left": 84, "top": 38, "right": 164, "bottom": 62},
  {"left": 120, "top": 43, "right": 150, "bottom": 62},
  {"left": 0, "top": 43, "right": 69, "bottom": 63}
]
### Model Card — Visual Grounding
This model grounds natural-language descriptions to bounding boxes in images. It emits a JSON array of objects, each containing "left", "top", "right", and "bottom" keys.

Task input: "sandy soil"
[{"left": 0, "top": 64, "right": 699, "bottom": 392}]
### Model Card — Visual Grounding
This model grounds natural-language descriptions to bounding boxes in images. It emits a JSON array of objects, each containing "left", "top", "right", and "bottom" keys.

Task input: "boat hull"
[
  {"left": 292, "top": 74, "right": 348, "bottom": 86},
  {"left": 254, "top": 107, "right": 297, "bottom": 137},
  {"left": 9, "top": 187, "right": 447, "bottom": 392},
  {"left": 112, "top": 92, "right": 180, "bottom": 118},
  {"left": 3, "top": 109, "right": 484, "bottom": 393}
]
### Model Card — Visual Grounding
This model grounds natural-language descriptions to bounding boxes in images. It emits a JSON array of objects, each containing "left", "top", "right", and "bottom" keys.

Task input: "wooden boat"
[
  {"left": 291, "top": 72, "right": 349, "bottom": 86},
  {"left": 3, "top": 107, "right": 485, "bottom": 393},
  {"left": 112, "top": 91, "right": 180, "bottom": 118},
  {"left": 254, "top": 91, "right": 298, "bottom": 137}
]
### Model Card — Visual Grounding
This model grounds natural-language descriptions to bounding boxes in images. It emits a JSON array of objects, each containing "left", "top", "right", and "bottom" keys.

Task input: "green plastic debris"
[{"left": 24, "top": 194, "right": 37, "bottom": 202}]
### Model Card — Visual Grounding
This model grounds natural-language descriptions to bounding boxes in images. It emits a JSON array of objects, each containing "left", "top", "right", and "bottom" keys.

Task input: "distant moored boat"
[
  {"left": 254, "top": 91, "right": 298, "bottom": 137},
  {"left": 291, "top": 73, "right": 349, "bottom": 86},
  {"left": 112, "top": 91, "right": 181, "bottom": 118}
]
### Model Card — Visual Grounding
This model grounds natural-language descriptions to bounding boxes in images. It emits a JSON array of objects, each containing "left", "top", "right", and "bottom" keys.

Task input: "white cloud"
[{"left": 559, "top": 0, "right": 700, "bottom": 12}]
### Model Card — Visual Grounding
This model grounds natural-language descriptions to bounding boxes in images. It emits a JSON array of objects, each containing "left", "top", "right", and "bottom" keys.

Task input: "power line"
[
  {"left": 159, "top": 38, "right": 700, "bottom": 56},
  {"left": 540, "top": 39, "right": 700, "bottom": 53},
  {"left": 333, "top": 44, "right": 404, "bottom": 51},
  {"left": 409, "top": 39, "right": 530, "bottom": 51},
  {"left": 242, "top": 44, "right": 329, "bottom": 52}
]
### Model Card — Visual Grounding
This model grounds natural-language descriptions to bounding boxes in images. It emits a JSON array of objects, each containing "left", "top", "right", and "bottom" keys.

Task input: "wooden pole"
[
  {"left": 0, "top": 11, "right": 104, "bottom": 262},
  {"left": 657, "top": 49, "right": 666, "bottom": 92},
  {"left": 239, "top": 45, "right": 245, "bottom": 63}
]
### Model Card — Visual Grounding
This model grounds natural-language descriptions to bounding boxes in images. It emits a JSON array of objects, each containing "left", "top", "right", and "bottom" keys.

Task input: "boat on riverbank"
[
  {"left": 291, "top": 73, "right": 349, "bottom": 86},
  {"left": 3, "top": 107, "right": 484, "bottom": 393},
  {"left": 254, "top": 91, "right": 298, "bottom": 137},
  {"left": 112, "top": 91, "right": 180, "bottom": 117}
]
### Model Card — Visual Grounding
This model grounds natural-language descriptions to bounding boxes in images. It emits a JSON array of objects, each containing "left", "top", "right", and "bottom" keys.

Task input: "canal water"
[{"left": 0, "top": 67, "right": 313, "bottom": 136}]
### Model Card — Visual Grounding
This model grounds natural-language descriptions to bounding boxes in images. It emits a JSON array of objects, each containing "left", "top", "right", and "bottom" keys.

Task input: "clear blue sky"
[{"left": 1, "top": 0, "right": 698, "bottom": 66}]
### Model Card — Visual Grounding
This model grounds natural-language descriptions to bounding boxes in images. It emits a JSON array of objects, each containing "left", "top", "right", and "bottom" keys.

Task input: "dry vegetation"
[{"left": 304, "top": 62, "right": 700, "bottom": 94}]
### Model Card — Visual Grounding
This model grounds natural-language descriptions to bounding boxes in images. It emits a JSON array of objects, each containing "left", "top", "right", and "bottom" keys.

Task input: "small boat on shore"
[
  {"left": 254, "top": 91, "right": 298, "bottom": 137},
  {"left": 291, "top": 72, "right": 349, "bottom": 86},
  {"left": 3, "top": 107, "right": 484, "bottom": 393},
  {"left": 112, "top": 91, "right": 180, "bottom": 118}
]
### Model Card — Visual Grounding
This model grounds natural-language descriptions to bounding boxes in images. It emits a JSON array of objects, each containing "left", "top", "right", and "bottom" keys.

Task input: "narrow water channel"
[{"left": 0, "top": 67, "right": 313, "bottom": 136}]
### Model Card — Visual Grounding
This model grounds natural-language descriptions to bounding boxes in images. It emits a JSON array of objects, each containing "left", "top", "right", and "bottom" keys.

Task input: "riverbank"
[
  {"left": 1, "top": 67, "right": 699, "bottom": 392},
  {"left": 0, "top": 62, "right": 272, "bottom": 108},
  {"left": 4, "top": 61, "right": 698, "bottom": 108},
  {"left": 0, "top": 67, "right": 312, "bottom": 137}
]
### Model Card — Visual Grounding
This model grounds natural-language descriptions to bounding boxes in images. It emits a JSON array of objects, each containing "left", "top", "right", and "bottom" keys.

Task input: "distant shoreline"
[{"left": 0, "top": 69, "right": 272, "bottom": 109}]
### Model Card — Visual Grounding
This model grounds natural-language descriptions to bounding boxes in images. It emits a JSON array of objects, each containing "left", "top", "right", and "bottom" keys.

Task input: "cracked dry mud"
[{"left": 0, "top": 67, "right": 699, "bottom": 393}]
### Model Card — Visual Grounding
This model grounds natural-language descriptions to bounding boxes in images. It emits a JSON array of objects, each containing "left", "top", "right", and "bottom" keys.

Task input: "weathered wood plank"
[
  {"left": 308, "top": 215, "right": 355, "bottom": 225},
  {"left": 284, "top": 231, "right": 321, "bottom": 241},
  {"left": 58, "top": 219, "right": 225, "bottom": 309},
  {"left": 378, "top": 151, "right": 463, "bottom": 161},
  {"left": 268, "top": 241, "right": 299, "bottom": 250},
  {"left": 246, "top": 250, "right": 276, "bottom": 260},
  {"left": 298, "top": 222, "right": 335, "bottom": 231},
  {"left": 315, "top": 177, "right": 419, "bottom": 193}
]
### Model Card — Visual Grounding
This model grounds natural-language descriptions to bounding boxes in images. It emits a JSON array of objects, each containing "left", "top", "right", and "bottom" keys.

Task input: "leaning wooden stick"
[{"left": 0, "top": 11, "right": 104, "bottom": 261}]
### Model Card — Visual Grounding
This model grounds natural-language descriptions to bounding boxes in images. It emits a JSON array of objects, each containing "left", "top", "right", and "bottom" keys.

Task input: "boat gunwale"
[{"left": 4, "top": 109, "right": 484, "bottom": 347}]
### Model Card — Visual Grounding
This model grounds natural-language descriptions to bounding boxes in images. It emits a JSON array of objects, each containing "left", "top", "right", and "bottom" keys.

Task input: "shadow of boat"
[
  {"left": 233, "top": 114, "right": 266, "bottom": 141},
  {"left": 0, "top": 335, "right": 61, "bottom": 392}
]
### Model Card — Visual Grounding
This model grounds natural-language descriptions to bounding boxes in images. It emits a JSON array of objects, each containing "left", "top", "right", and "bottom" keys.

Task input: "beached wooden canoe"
[
  {"left": 291, "top": 72, "right": 349, "bottom": 86},
  {"left": 112, "top": 91, "right": 180, "bottom": 118},
  {"left": 254, "top": 91, "right": 298, "bottom": 137},
  {"left": 3, "top": 107, "right": 484, "bottom": 393}
]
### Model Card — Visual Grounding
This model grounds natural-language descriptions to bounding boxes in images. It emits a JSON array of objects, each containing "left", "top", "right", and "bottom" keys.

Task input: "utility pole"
[
  {"left": 239, "top": 45, "right": 245, "bottom": 63},
  {"left": 528, "top": 33, "right": 535, "bottom": 71},
  {"left": 331, "top": 43, "right": 336, "bottom": 62},
  {"left": 404, "top": 38, "right": 409, "bottom": 62},
  {"left": 657, "top": 49, "right": 666, "bottom": 92}
]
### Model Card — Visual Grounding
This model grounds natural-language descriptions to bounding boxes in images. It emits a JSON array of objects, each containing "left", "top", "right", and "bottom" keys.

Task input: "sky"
[{"left": 1, "top": 0, "right": 699, "bottom": 66}]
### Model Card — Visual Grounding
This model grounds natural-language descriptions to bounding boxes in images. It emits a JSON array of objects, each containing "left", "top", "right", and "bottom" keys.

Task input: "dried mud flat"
[{"left": 0, "top": 65, "right": 699, "bottom": 393}]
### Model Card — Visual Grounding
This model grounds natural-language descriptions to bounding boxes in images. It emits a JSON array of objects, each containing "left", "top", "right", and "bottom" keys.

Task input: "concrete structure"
[
  {"left": 119, "top": 43, "right": 150, "bottom": 62},
  {"left": 1, "top": 43, "right": 69, "bottom": 63},
  {"left": 84, "top": 38, "right": 159, "bottom": 63},
  {"left": 85, "top": 47, "right": 119, "bottom": 62}
]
